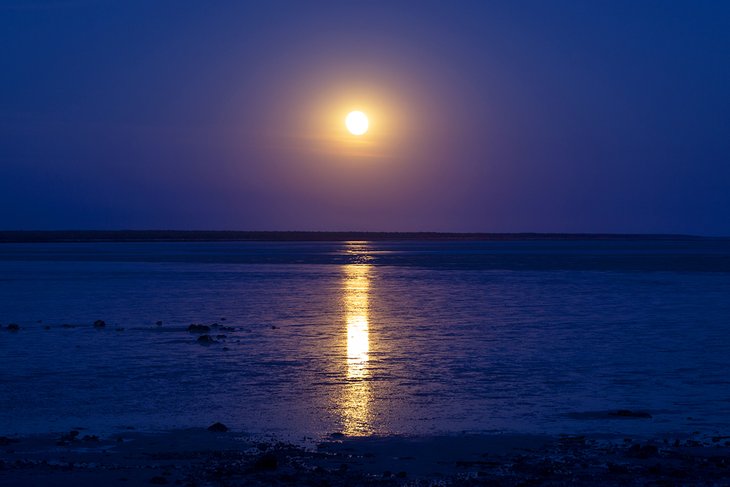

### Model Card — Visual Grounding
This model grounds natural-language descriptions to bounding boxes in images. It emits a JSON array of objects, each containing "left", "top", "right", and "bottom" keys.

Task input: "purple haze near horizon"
[{"left": 1, "top": 1, "right": 729, "bottom": 235}]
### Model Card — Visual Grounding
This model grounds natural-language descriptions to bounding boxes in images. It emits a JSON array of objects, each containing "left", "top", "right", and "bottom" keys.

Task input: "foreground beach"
[{"left": 1, "top": 428, "right": 729, "bottom": 486}]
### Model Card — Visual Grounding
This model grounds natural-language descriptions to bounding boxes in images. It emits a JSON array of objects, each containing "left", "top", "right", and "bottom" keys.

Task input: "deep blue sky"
[{"left": 1, "top": 1, "right": 729, "bottom": 234}]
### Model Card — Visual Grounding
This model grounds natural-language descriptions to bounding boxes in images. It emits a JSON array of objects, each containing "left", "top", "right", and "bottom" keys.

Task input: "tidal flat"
[{"left": 2, "top": 238, "right": 730, "bottom": 484}]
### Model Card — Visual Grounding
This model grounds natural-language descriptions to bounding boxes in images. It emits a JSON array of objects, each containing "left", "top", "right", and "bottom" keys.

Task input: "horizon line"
[{"left": 1, "top": 229, "right": 727, "bottom": 243}]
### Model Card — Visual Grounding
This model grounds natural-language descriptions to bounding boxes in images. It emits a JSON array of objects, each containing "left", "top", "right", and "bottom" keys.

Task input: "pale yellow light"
[
  {"left": 345, "top": 111, "right": 369, "bottom": 135},
  {"left": 341, "top": 263, "right": 372, "bottom": 436},
  {"left": 346, "top": 315, "right": 369, "bottom": 378},
  {"left": 344, "top": 265, "right": 370, "bottom": 378}
]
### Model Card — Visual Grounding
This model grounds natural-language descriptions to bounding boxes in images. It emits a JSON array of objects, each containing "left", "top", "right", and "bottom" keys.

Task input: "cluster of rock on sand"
[
  {"left": 2, "top": 319, "right": 246, "bottom": 347},
  {"left": 1, "top": 427, "right": 730, "bottom": 486}
]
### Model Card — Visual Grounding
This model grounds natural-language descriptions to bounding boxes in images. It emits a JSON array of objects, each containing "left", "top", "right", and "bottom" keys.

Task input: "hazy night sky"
[{"left": 1, "top": 1, "right": 729, "bottom": 234}]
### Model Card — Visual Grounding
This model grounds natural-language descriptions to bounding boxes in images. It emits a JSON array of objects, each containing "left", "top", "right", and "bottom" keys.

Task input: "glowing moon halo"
[{"left": 345, "top": 111, "right": 369, "bottom": 135}]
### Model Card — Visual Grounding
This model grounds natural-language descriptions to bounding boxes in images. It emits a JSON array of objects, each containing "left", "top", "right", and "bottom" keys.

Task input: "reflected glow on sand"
[{"left": 342, "top": 262, "right": 373, "bottom": 435}]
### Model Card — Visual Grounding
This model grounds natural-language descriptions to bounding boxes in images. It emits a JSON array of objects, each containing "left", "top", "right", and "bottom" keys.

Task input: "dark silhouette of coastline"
[{"left": 0, "top": 230, "right": 718, "bottom": 243}]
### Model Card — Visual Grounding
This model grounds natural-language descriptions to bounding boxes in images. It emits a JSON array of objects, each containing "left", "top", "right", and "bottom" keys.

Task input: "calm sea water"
[{"left": 1, "top": 239, "right": 729, "bottom": 440}]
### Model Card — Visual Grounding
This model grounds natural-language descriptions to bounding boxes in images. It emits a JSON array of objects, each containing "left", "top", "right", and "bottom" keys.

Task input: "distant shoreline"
[{"left": 0, "top": 230, "right": 720, "bottom": 243}]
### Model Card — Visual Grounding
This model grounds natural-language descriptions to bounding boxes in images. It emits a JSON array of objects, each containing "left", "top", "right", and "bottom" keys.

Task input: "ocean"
[{"left": 1, "top": 238, "right": 729, "bottom": 440}]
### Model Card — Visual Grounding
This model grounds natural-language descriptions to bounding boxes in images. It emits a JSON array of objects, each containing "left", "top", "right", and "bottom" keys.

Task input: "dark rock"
[
  {"left": 215, "top": 334, "right": 226, "bottom": 339},
  {"left": 61, "top": 324, "right": 76, "bottom": 328},
  {"left": 155, "top": 321, "right": 163, "bottom": 326},
  {"left": 670, "top": 468, "right": 689, "bottom": 478},
  {"left": 44, "top": 325, "right": 51, "bottom": 330},
  {"left": 568, "top": 410, "right": 652, "bottom": 420},
  {"left": 254, "top": 452, "right": 278, "bottom": 470},
  {"left": 627, "top": 443, "right": 658, "bottom": 459},
  {"left": 60, "top": 430, "right": 80, "bottom": 442},
  {"left": 456, "top": 459, "right": 500, "bottom": 468},
  {"left": 207, "top": 422, "right": 229, "bottom": 432},
  {"left": 149, "top": 476, "right": 168, "bottom": 484},
  {"left": 187, "top": 324, "right": 211, "bottom": 333},
  {"left": 0, "top": 436, "right": 19, "bottom": 446},
  {"left": 82, "top": 435, "right": 99, "bottom": 442},
  {"left": 197, "top": 335, "right": 216, "bottom": 345},
  {"left": 93, "top": 320, "right": 106, "bottom": 328},
  {"left": 647, "top": 464, "right": 662, "bottom": 475},
  {"left": 7, "top": 324, "right": 19, "bottom": 332},
  {"left": 610, "top": 409, "right": 652, "bottom": 419},
  {"left": 559, "top": 435, "right": 586, "bottom": 445},
  {"left": 607, "top": 463, "right": 629, "bottom": 474}
]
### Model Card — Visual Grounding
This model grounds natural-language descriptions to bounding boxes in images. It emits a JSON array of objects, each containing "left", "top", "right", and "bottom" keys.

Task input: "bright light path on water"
[{"left": 342, "top": 261, "right": 372, "bottom": 435}]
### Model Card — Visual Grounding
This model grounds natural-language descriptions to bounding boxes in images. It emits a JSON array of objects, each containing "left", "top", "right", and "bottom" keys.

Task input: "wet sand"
[{"left": 1, "top": 428, "right": 729, "bottom": 486}]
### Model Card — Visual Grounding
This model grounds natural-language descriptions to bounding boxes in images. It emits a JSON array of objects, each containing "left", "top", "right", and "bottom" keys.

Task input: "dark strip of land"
[
  {"left": 1, "top": 429, "right": 729, "bottom": 486},
  {"left": 0, "top": 230, "right": 714, "bottom": 243}
]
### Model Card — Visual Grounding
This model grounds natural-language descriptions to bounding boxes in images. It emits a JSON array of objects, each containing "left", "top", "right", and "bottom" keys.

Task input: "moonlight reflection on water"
[
  {"left": 1, "top": 240, "right": 729, "bottom": 439},
  {"left": 342, "top": 263, "right": 372, "bottom": 435}
]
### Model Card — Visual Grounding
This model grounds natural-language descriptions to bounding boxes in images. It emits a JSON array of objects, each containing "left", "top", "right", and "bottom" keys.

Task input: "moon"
[{"left": 345, "top": 111, "right": 369, "bottom": 135}]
